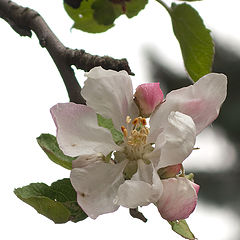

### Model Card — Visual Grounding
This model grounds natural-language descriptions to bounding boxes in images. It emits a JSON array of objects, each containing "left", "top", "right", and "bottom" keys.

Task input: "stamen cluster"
[
  {"left": 121, "top": 116, "right": 149, "bottom": 147},
  {"left": 120, "top": 116, "right": 151, "bottom": 162}
]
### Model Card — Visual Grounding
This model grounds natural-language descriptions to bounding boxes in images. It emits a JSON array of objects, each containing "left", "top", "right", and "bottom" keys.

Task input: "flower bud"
[
  {"left": 191, "top": 182, "right": 200, "bottom": 194},
  {"left": 134, "top": 83, "right": 164, "bottom": 117}
]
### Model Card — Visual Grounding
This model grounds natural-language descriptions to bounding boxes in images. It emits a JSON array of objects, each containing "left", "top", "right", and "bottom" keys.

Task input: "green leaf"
[
  {"left": 125, "top": 0, "right": 148, "bottom": 18},
  {"left": 64, "top": 0, "right": 83, "bottom": 9},
  {"left": 169, "top": 220, "right": 196, "bottom": 239},
  {"left": 170, "top": 3, "right": 214, "bottom": 81},
  {"left": 64, "top": 0, "right": 113, "bottom": 33},
  {"left": 51, "top": 179, "right": 88, "bottom": 222},
  {"left": 37, "top": 134, "right": 76, "bottom": 170},
  {"left": 14, "top": 182, "right": 70, "bottom": 223},
  {"left": 92, "top": 0, "right": 122, "bottom": 25},
  {"left": 64, "top": 0, "right": 148, "bottom": 33},
  {"left": 14, "top": 179, "right": 88, "bottom": 223},
  {"left": 97, "top": 114, "right": 123, "bottom": 145}
]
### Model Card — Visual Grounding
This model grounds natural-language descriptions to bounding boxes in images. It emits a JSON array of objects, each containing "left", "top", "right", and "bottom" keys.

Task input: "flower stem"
[{"left": 129, "top": 208, "right": 148, "bottom": 223}]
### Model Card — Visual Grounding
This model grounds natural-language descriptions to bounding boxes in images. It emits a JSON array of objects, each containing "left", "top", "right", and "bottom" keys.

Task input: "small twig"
[
  {"left": 0, "top": 0, "right": 134, "bottom": 104},
  {"left": 66, "top": 49, "right": 134, "bottom": 75},
  {"left": 129, "top": 208, "right": 148, "bottom": 223}
]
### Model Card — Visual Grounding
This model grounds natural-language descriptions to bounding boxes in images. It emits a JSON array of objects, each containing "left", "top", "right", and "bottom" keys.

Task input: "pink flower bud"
[
  {"left": 134, "top": 83, "right": 164, "bottom": 117},
  {"left": 191, "top": 182, "right": 200, "bottom": 194}
]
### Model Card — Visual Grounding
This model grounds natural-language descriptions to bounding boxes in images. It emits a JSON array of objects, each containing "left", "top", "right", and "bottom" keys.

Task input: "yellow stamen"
[
  {"left": 141, "top": 118, "right": 147, "bottom": 126},
  {"left": 141, "top": 135, "right": 147, "bottom": 144},
  {"left": 132, "top": 118, "right": 139, "bottom": 125},
  {"left": 121, "top": 117, "right": 150, "bottom": 148},
  {"left": 126, "top": 116, "right": 131, "bottom": 124},
  {"left": 121, "top": 126, "right": 128, "bottom": 138},
  {"left": 131, "top": 129, "right": 138, "bottom": 136},
  {"left": 140, "top": 128, "right": 148, "bottom": 135},
  {"left": 146, "top": 128, "right": 150, "bottom": 135}
]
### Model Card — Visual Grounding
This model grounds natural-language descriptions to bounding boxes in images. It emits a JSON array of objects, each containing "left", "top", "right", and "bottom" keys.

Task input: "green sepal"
[
  {"left": 37, "top": 133, "right": 76, "bottom": 170},
  {"left": 97, "top": 114, "right": 123, "bottom": 145},
  {"left": 185, "top": 173, "right": 195, "bottom": 181},
  {"left": 14, "top": 178, "right": 88, "bottom": 223},
  {"left": 169, "top": 219, "right": 196, "bottom": 239},
  {"left": 158, "top": 164, "right": 182, "bottom": 179},
  {"left": 170, "top": 3, "right": 214, "bottom": 82},
  {"left": 102, "top": 151, "right": 113, "bottom": 163},
  {"left": 123, "top": 160, "right": 138, "bottom": 180}
]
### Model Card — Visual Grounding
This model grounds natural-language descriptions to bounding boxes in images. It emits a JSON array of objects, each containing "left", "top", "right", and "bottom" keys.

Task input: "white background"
[{"left": 0, "top": 0, "right": 240, "bottom": 239}]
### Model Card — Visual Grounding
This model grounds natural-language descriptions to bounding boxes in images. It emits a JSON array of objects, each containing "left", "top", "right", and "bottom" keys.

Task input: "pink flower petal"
[
  {"left": 70, "top": 160, "right": 128, "bottom": 219},
  {"left": 156, "top": 177, "right": 198, "bottom": 221},
  {"left": 82, "top": 67, "right": 138, "bottom": 131},
  {"left": 134, "top": 83, "right": 164, "bottom": 117},
  {"left": 192, "top": 182, "right": 200, "bottom": 194},
  {"left": 116, "top": 160, "right": 163, "bottom": 208},
  {"left": 51, "top": 102, "right": 119, "bottom": 157},
  {"left": 149, "top": 73, "right": 227, "bottom": 142}
]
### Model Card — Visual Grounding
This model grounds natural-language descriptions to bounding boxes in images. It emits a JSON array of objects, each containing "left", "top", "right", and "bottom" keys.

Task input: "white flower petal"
[
  {"left": 149, "top": 73, "right": 227, "bottom": 142},
  {"left": 82, "top": 67, "right": 139, "bottom": 131},
  {"left": 51, "top": 102, "right": 119, "bottom": 157},
  {"left": 116, "top": 160, "right": 163, "bottom": 208},
  {"left": 156, "top": 177, "right": 198, "bottom": 221},
  {"left": 70, "top": 160, "right": 128, "bottom": 219},
  {"left": 146, "top": 112, "right": 196, "bottom": 169},
  {"left": 72, "top": 153, "right": 103, "bottom": 169}
]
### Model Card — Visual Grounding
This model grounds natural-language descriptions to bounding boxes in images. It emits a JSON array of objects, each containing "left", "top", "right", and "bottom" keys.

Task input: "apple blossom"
[{"left": 51, "top": 66, "right": 227, "bottom": 221}]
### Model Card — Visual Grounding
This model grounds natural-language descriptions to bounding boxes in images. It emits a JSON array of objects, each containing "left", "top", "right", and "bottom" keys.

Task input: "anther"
[
  {"left": 141, "top": 135, "right": 147, "bottom": 144},
  {"left": 141, "top": 118, "right": 147, "bottom": 126},
  {"left": 140, "top": 128, "right": 147, "bottom": 135},
  {"left": 132, "top": 118, "right": 139, "bottom": 125},
  {"left": 126, "top": 116, "right": 131, "bottom": 124},
  {"left": 131, "top": 129, "right": 138, "bottom": 136},
  {"left": 121, "top": 126, "right": 128, "bottom": 137},
  {"left": 145, "top": 128, "right": 150, "bottom": 135}
]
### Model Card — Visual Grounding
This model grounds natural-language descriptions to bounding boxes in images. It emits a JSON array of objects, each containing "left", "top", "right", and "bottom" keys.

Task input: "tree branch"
[
  {"left": 0, "top": 0, "right": 133, "bottom": 104},
  {"left": 65, "top": 48, "right": 134, "bottom": 75}
]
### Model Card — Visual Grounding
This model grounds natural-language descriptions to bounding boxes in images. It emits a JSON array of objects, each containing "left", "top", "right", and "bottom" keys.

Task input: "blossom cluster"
[{"left": 51, "top": 67, "right": 227, "bottom": 221}]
